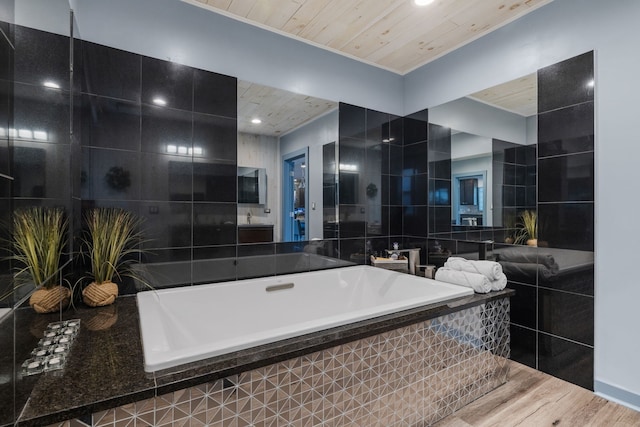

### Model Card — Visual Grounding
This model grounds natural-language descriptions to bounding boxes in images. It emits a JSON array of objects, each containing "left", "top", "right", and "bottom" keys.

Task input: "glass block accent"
[{"left": 52, "top": 298, "right": 510, "bottom": 427}]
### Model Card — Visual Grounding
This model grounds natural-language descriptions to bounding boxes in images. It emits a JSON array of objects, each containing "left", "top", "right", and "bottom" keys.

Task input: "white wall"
[
  {"left": 451, "top": 132, "right": 493, "bottom": 160},
  {"left": 280, "top": 110, "right": 339, "bottom": 240},
  {"left": 405, "top": 0, "right": 640, "bottom": 407},
  {"left": 430, "top": 97, "right": 528, "bottom": 145}
]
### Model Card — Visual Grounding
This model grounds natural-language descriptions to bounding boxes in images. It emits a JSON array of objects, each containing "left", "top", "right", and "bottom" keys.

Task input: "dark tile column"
[
  {"left": 337, "top": 103, "right": 401, "bottom": 262},
  {"left": 427, "top": 122, "right": 451, "bottom": 237},
  {"left": 535, "top": 51, "right": 595, "bottom": 389}
]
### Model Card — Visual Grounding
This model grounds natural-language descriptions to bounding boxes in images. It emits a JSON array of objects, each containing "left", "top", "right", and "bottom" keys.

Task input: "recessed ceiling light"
[
  {"left": 153, "top": 97, "right": 167, "bottom": 106},
  {"left": 251, "top": 118, "right": 262, "bottom": 124},
  {"left": 414, "top": 0, "right": 434, "bottom": 5},
  {"left": 43, "top": 81, "right": 60, "bottom": 89}
]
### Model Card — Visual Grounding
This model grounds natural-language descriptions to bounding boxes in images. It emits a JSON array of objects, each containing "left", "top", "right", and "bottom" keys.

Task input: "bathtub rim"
[{"left": 147, "top": 286, "right": 512, "bottom": 381}]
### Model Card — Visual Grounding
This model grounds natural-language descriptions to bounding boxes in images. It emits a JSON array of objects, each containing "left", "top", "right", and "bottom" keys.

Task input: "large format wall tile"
[
  {"left": 538, "top": 51, "right": 594, "bottom": 113},
  {"left": 14, "top": 26, "right": 69, "bottom": 90},
  {"left": 141, "top": 56, "right": 193, "bottom": 111},
  {"left": 538, "top": 332, "right": 593, "bottom": 390},
  {"left": 537, "top": 202, "right": 594, "bottom": 251},
  {"left": 538, "top": 152, "right": 594, "bottom": 202},
  {"left": 538, "top": 102, "right": 594, "bottom": 157},
  {"left": 81, "top": 95, "right": 141, "bottom": 151},
  {"left": 78, "top": 41, "right": 141, "bottom": 102}
]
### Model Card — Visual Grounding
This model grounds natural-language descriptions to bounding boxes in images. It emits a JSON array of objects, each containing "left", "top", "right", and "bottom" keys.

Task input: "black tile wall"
[
  {"left": 422, "top": 51, "right": 596, "bottom": 392},
  {"left": 538, "top": 102, "right": 594, "bottom": 157},
  {"left": 538, "top": 288, "right": 594, "bottom": 346},
  {"left": 78, "top": 41, "right": 141, "bottom": 101},
  {"left": 337, "top": 104, "right": 405, "bottom": 260},
  {"left": 538, "top": 332, "right": 594, "bottom": 390},
  {"left": 427, "top": 123, "right": 450, "bottom": 237},
  {"left": 81, "top": 95, "right": 141, "bottom": 150},
  {"left": 510, "top": 324, "right": 537, "bottom": 369},
  {"left": 538, "top": 202, "right": 594, "bottom": 252},
  {"left": 75, "top": 39, "right": 238, "bottom": 288},
  {"left": 13, "top": 82, "right": 69, "bottom": 144},
  {"left": 141, "top": 56, "right": 193, "bottom": 111},
  {"left": 492, "top": 139, "right": 536, "bottom": 231},
  {"left": 141, "top": 104, "right": 192, "bottom": 154},
  {"left": 508, "top": 282, "right": 536, "bottom": 329},
  {"left": 506, "top": 50, "right": 595, "bottom": 390},
  {"left": 14, "top": 26, "right": 69, "bottom": 91},
  {"left": 538, "top": 152, "right": 594, "bottom": 202},
  {"left": 538, "top": 51, "right": 594, "bottom": 113}
]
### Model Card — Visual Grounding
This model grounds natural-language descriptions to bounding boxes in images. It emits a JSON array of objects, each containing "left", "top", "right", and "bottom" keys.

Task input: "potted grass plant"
[
  {"left": 11, "top": 207, "right": 70, "bottom": 313},
  {"left": 80, "top": 207, "right": 144, "bottom": 307},
  {"left": 515, "top": 210, "right": 538, "bottom": 247}
]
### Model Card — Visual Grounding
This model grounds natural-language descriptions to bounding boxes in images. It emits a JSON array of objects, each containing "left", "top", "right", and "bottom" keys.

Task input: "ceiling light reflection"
[
  {"left": 43, "top": 81, "right": 60, "bottom": 89},
  {"left": 153, "top": 97, "right": 167, "bottom": 106}
]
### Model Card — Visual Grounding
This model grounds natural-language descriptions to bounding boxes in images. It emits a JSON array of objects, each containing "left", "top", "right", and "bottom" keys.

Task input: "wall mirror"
[
  {"left": 237, "top": 80, "right": 337, "bottom": 243},
  {"left": 428, "top": 73, "right": 537, "bottom": 236}
]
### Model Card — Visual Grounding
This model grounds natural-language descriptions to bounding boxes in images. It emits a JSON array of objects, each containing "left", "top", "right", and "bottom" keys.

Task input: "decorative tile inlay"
[{"left": 51, "top": 298, "right": 510, "bottom": 427}]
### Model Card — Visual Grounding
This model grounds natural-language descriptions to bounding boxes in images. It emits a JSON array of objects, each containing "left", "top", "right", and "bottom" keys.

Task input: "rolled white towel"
[
  {"left": 444, "top": 257, "right": 503, "bottom": 280},
  {"left": 491, "top": 272, "right": 507, "bottom": 291},
  {"left": 434, "top": 267, "right": 492, "bottom": 294}
]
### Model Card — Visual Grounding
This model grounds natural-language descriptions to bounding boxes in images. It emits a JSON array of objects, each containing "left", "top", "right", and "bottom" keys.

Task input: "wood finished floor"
[{"left": 435, "top": 361, "right": 640, "bottom": 427}]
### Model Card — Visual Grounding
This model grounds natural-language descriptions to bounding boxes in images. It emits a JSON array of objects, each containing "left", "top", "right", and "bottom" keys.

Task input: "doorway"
[{"left": 282, "top": 148, "right": 308, "bottom": 241}]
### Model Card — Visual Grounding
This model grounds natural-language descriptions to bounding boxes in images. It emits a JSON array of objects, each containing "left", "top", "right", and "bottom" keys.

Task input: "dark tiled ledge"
[{"left": 15, "top": 289, "right": 514, "bottom": 426}]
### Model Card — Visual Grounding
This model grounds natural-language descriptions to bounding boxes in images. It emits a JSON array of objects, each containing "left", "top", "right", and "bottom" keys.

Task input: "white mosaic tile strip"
[{"left": 51, "top": 298, "right": 510, "bottom": 427}]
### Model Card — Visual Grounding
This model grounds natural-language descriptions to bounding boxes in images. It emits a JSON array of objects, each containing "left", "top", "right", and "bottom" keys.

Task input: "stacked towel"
[
  {"left": 435, "top": 268, "right": 492, "bottom": 293},
  {"left": 444, "top": 257, "right": 503, "bottom": 280},
  {"left": 443, "top": 257, "right": 507, "bottom": 291}
]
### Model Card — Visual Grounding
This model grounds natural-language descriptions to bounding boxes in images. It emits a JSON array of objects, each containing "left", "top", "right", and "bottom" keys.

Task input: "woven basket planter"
[
  {"left": 82, "top": 281, "right": 119, "bottom": 307},
  {"left": 29, "top": 286, "right": 71, "bottom": 314}
]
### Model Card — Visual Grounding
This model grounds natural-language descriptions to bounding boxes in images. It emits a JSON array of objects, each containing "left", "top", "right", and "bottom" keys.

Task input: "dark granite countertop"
[{"left": 14, "top": 288, "right": 514, "bottom": 426}]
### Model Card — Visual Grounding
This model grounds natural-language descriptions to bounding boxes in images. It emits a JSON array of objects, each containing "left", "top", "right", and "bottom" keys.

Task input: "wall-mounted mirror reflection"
[
  {"left": 237, "top": 81, "right": 337, "bottom": 243},
  {"left": 429, "top": 73, "right": 537, "bottom": 238}
]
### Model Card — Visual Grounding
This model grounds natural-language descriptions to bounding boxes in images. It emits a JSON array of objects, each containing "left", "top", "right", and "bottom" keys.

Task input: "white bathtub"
[{"left": 137, "top": 265, "right": 473, "bottom": 372}]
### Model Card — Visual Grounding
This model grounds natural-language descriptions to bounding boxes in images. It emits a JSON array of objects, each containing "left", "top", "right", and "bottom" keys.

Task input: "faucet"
[{"left": 247, "top": 210, "right": 252, "bottom": 224}]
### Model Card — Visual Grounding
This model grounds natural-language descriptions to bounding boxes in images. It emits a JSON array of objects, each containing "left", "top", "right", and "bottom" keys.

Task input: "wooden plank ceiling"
[
  {"left": 184, "top": 0, "right": 553, "bottom": 75},
  {"left": 238, "top": 80, "right": 337, "bottom": 136},
  {"left": 468, "top": 72, "right": 537, "bottom": 117}
]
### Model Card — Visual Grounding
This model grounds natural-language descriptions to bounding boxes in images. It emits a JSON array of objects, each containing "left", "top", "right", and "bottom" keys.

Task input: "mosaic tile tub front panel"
[{"left": 51, "top": 299, "right": 510, "bottom": 427}]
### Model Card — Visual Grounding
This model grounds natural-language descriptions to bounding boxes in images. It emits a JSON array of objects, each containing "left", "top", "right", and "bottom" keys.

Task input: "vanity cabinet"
[{"left": 238, "top": 224, "right": 274, "bottom": 243}]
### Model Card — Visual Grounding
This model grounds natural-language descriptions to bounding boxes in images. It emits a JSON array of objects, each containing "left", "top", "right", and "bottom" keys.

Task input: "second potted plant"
[
  {"left": 81, "top": 207, "right": 144, "bottom": 307},
  {"left": 515, "top": 210, "right": 538, "bottom": 247}
]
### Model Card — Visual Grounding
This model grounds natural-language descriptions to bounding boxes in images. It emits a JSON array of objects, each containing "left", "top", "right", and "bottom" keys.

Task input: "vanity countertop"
[
  {"left": 12, "top": 288, "right": 514, "bottom": 426},
  {"left": 237, "top": 223, "right": 274, "bottom": 228}
]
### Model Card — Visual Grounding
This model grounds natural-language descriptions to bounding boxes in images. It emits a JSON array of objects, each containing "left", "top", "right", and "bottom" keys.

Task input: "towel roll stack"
[{"left": 434, "top": 257, "right": 508, "bottom": 293}]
